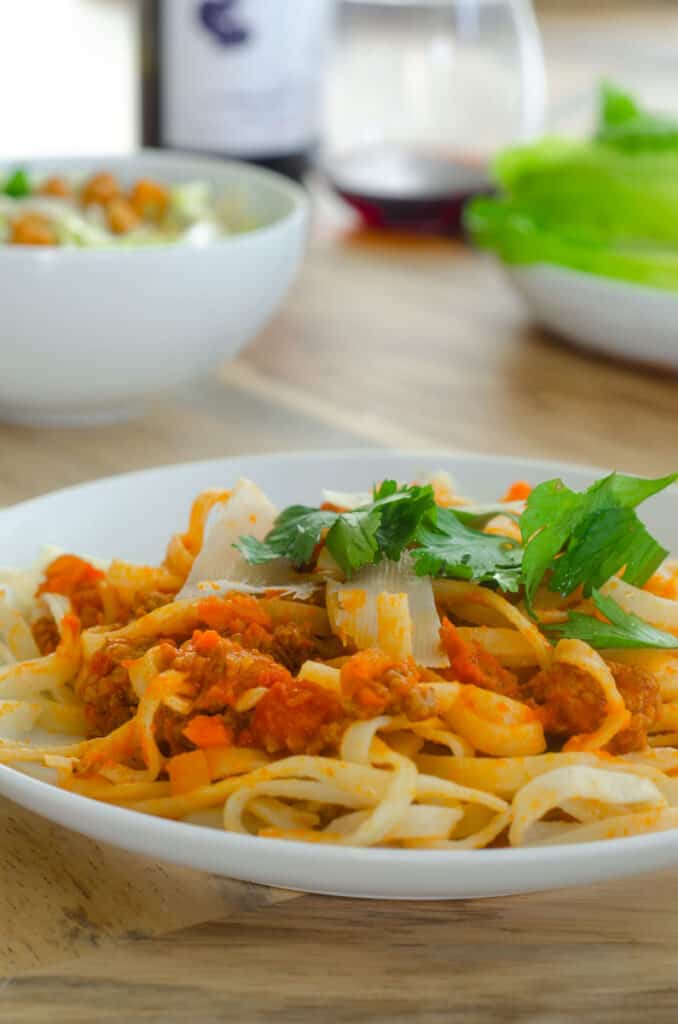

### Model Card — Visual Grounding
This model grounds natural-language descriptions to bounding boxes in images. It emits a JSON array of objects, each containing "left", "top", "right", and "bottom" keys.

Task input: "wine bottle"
[{"left": 141, "top": 0, "right": 335, "bottom": 181}]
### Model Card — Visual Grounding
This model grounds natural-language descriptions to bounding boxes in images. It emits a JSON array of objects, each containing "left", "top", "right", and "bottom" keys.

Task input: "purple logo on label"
[{"left": 198, "top": 1, "right": 249, "bottom": 46}]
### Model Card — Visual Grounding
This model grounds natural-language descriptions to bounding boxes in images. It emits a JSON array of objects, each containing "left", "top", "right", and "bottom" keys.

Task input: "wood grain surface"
[
  {"left": 5, "top": 871, "right": 678, "bottom": 1024},
  {"left": 2, "top": 3, "right": 678, "bottom": 1021}
]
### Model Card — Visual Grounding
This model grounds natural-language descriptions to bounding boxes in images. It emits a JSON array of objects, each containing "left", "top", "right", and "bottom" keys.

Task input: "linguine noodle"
[{"left": 1, "top": 472, "right": 678, "bottom": 850}]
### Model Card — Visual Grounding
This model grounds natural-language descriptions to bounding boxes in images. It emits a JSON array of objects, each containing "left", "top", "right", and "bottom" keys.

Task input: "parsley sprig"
[
  {"left": 520, "top": 472, "right": 677, "bottom": 609},
  {"left": 410, "top": 507, "right": 523, "bottom": 592},
  {"left": 235, "top": 482, "right": 438, "bottom": 579},
  {"left": 235, "top": 472, "right": 677, "bottom": 610},
  {"left": 235, "top": 481, "right": 521, "bottom": 588},
  {"left": 544, "top": 589, "right": 678, "bottom": 651}
]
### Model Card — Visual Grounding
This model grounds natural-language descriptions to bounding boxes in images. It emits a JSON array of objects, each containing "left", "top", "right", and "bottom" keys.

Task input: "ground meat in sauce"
[
  {"left": 522, "top": 660, "right": 662, "bottom": 754},
  {"left": 175, "top": 634, "right": 291, "bottom": 709},
  {"left": 268, "top": 621, "right": 344, "bottom": 675},
  {"left": 126, "top": 590, "right": 176, "bottom": 620},
  {"left": 31, "top": 615, "right": 60, "bottom": 656},
  {"left": 248, "top": 680, "right": 344, "bottom": 755},
  {"left": 36, "top": 555, "right": 106, "bottom": 628},
  {"left": 77, "top": 639, "right": 152, "bottom": 736},
  {"left": 152, "top": 630, "right": 344, "bottom": 757},
  {"left": 339, "top": 649, "right": 437, "bottom": 720},
  {"left": 76, "top": 591, "right": 443, "bottom": 757},
  {"left": 439, "top": 618, "right": 520, "bottom": 699}
]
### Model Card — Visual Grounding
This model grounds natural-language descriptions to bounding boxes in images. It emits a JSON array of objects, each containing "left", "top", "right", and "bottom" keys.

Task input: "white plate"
[
  {"left": 506, "top": 264, "right": 678, "bottom": 371},
  {"left": 1, "top": 449, "right": 678, "bottom": 900}
]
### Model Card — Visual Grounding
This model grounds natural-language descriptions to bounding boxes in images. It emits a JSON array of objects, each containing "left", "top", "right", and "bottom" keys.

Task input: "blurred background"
[
  {"left": 1, "top": 0, "right": 673, "bottom": 160},
  {"left": 1, "top": 0, "right": 677, "bottom": 443}
]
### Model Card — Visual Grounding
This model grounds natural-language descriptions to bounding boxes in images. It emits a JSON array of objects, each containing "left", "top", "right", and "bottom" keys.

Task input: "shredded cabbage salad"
[{"left": 0, "top": 169, "right": 256, "bottom": 248}]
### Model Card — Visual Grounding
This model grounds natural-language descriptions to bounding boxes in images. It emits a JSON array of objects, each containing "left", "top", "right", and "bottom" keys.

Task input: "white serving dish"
[
  {"left": 506, "top": 264, "right": 678, "bottom": 370},
  {"left": 1, "top": 449, "right": 678, "bottom": 900},
  {"left": 0, "top": 152, "right": 308, "bottom": 426}
]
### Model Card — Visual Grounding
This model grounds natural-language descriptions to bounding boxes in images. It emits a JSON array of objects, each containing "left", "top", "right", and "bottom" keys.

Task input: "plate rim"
[{"left": 0, "top": 445, "right": 655, "bottom": 521}]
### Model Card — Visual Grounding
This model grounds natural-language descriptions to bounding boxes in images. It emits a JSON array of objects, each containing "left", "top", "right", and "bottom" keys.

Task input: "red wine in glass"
[{"left": 326, "top": 144, "right": 492, "bottom": 235}]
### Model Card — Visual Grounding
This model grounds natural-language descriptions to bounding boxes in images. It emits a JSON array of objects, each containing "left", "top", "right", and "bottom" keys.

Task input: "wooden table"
[{"left": 2, "top": 4, "right": 678, "bottom": 1020}]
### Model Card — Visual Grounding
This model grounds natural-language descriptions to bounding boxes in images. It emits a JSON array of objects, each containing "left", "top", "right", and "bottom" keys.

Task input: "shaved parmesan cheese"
[
  {"left": 181, "top": 478, "right": 279, "bottom": 596},
  {"left": 377, "top": 593, "right": 413, "bottom": 659},
  {"left": 0, "top": 642, "right": 16, "bottom": 668},
  {"left": 321, "top": 489, "right": 371, "bottom": 511},
  {"left": 419, "top": 470, "right": 460, "bottom": 507},
  {"left": 181, "top": 478, "right": 326, "bottom": 598},
  {"left": 181, "top": 577, "right": 320, "bottom": 601},
  {"left": 327, "top": 555, "right": 446, "bottom": 667},
  {"left": 417, "top": 471, "right": 524, "bottom": 518},
  {"left": 0, "top": 700, "right": 42, "bottom": 740}
]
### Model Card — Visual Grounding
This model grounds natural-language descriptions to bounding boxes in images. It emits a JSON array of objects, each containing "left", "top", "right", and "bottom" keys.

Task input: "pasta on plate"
[{"left": 2, "top": 468, "right": 678, "bottom": 850}]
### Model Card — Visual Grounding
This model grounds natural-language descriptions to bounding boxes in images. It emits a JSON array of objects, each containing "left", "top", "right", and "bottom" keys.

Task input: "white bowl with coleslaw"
[{"left": 0, "top": 151, "right": 308, "bottom": 426}]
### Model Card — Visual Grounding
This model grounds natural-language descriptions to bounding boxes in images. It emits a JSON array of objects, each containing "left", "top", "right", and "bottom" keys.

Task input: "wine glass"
[{"left": 323, "top": 0, "right": 546, "bottom": 233}]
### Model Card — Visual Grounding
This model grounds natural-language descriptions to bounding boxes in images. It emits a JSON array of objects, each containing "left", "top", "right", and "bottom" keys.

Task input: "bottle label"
[{"left": 161, "top": 0, "right": 334, "bottom": 155}]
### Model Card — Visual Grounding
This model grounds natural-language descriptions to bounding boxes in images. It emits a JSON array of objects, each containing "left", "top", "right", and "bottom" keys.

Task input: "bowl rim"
[
  {"left": 0, "top": 148, "right": 309, "bottom": 259},
  {"left": 506, "top": 260, "right": 678, "bottom": 302}
]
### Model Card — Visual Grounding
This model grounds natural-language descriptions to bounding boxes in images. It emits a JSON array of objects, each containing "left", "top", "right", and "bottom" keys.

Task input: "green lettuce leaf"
[{"left": 465, "top": 84, "right": 678, "bottom": 291}]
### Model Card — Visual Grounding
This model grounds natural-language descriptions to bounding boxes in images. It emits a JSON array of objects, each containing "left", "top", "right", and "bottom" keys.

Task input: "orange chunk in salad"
[
  {"left": 10, "top": 212, "right": 56, "bottom": 246},
  {"left": 81, "top": 171, "right": 120, "bottom": 207},
  {"left": 130, "top": 178, "right": 170, "bottom": 222},
  {"left": 106, "top": 196, "right": 140, "bottom": 235},
  {"left": 38, "top": 176, "right": 72, "bottom": 199}
]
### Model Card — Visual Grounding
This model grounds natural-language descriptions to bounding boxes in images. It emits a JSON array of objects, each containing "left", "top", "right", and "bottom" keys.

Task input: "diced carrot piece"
[
  {"left": 167, "top": 749, "right": 211, "bottom": 795},
  {"left": 183, "top": 715, "right": 233, "bottom": 749},
  {"left": 502, "top": 480, "right": 532, "bottom": 502}
]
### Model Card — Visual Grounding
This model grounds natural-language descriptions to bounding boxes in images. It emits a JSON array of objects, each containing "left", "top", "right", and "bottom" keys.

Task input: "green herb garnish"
[
  {"left": 543, "top": 589, "right": 678, "bottom": 651},
  {"left": 236, "top": 471, "right": 677, "bottom": 610},
  {"left": 411, "top": 506, "right": 522, "bottom": 592},
  {"left": 4, "top": 169, "right": 31, "bottom": 198},
  {"left": 235, "top": 482, "right": 436, "bottom": 579},
  {"left": 520, "top": 472, "right": 677, "bottom": 609}
]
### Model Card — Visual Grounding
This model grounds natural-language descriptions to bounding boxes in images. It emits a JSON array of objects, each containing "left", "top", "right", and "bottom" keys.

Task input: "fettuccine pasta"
[{"left": 1, "top": 470, "right": 678, "bottom": 850}]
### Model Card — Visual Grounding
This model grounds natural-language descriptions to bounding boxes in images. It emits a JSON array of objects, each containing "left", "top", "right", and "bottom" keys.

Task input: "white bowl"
[
  {"left": 1, "top": 449, "right": 678, "bottom": 899},
  {"left": 0, "top": 152, "right": 309, "bottom": 426},
  {"left": 506, "top": 263, "right": 678, "bottom": 370}
]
